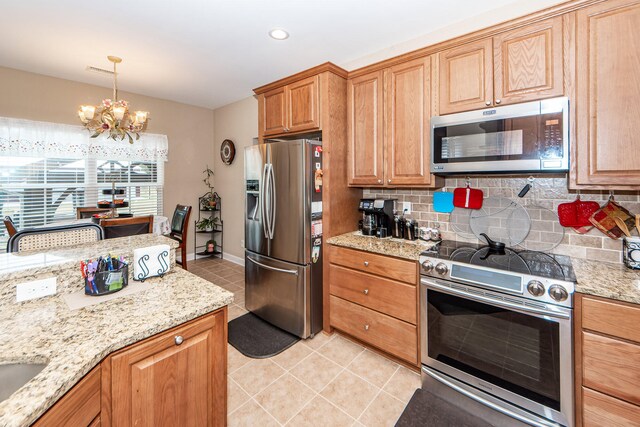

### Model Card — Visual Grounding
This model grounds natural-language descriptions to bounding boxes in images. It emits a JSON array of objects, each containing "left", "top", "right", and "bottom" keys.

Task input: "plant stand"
[{"left": 194, "top": 193, "right": 223, "bottom": 259}]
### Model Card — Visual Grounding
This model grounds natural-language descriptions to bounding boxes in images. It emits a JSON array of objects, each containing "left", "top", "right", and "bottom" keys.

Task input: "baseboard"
[{"left": 223, "top": 252, "right": 245, "bottom": 266}]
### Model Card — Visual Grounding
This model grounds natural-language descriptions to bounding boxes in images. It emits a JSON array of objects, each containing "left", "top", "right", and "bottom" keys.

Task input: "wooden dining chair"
[
  {"left": 76, "top": 206, "right": 111, "bottom": 219},
  {"left": 169, "top": 205, "right": 192, "bottom": 270},
  {"left": 101, "top": 215, "right": 154, "bottom": 239},
  {"left": 3, "top": 216, "right": 17, "bottom": 237}
]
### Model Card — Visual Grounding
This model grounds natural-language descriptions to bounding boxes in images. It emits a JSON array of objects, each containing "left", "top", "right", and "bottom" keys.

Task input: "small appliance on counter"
[{"left": 358, "top": 199, "right": 395, "bottom": 238}]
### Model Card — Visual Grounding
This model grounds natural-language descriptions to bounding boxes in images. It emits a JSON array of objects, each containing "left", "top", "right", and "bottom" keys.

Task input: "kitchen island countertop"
[{"left": 0, "top": 242, "right": 233, "bottom": 427}]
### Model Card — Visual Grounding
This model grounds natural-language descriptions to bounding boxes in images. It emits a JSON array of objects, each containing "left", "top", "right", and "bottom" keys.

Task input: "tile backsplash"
[{"left": 363, "top": 174, "right": 640, "bottom": 263}]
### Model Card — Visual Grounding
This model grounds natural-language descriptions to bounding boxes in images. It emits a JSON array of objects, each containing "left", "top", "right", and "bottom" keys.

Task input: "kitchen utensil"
[
  {"left": 589, "top": 196, "right": 635, "bottom": 239},
  {"left": 623, "top": 237, "right": 640, "bottom": 269},
  {"left": 433, "top": 189, "right": 455, "bottom": 213},
  {"left": 614, "top": 217, "right": 632, "bottom": 238},
  {"left": 449, "top": 207, "right": 479, "bottom": 240},
  {"left": 469, "top": 197, "right": 531, "bottom": 247},
  {"left": 557, "top": 196, "right": 600, "bottom": 227},
  {"left": 517, "top": 177, "right": 564, "bottom": 252},
  {"left": 479, "top": 233, "right": 505, "bottom": 251},
  {"left": 453, "top": 181, "right": 483, "bottom": 209},
  {"left": 636, "top": 214, "right": 640, "bottom": 235}
]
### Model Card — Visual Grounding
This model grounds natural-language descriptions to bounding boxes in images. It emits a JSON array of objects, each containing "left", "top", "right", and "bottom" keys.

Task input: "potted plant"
[
  {"left": 206, "top": 239, "right": 217, "bottom": 253},
  {"left": 202, "top": 166, "right": 216, "bottom": 208},
  {"left": 196, "top": 217, "right": 213, "bottom": 232}
]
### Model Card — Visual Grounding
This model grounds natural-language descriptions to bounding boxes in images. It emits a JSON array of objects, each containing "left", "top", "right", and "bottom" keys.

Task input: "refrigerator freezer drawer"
[{"left": 245, "top": 252, "right": 311, "bottom": 338}]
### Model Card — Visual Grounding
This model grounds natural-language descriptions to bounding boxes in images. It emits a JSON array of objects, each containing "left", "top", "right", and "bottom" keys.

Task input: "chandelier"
[{"left": 78, "top": 56, "right": 149, "bottom": 144}]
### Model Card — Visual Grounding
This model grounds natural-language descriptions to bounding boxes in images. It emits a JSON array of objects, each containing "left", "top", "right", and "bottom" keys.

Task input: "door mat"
[
  {"left": 228, "top": 312, "right": 299, "bottom": 358},
  {"left": 395, "top": 389, "right": 493, "bottom": 427}
]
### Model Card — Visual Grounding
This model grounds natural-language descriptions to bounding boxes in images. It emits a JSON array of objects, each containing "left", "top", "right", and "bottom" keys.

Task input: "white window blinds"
[{"left": 0, "top": 117, "right": 168, "bottom": 250}]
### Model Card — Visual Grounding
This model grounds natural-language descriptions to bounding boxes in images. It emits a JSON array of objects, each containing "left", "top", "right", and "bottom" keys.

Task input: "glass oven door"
[{"left": 421, "top": 279, "right": 573, "bottom": 426}]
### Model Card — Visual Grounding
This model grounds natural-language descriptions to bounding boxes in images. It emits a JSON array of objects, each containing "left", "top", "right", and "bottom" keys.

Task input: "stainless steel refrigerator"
[{"left": 244, "top": 139, "right": 323, "bottom": 338}]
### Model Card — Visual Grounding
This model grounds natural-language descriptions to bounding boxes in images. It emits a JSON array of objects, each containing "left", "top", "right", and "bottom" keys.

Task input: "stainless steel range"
[{"left": 419, "top": 240, "right": 575, "bottom": 427}]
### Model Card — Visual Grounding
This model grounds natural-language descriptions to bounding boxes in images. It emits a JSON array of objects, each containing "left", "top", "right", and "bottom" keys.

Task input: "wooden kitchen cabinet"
[
  {"left": 259, "top": 75, "right": 319, "bottom": 137},
  {"left": 438, "top": 17, "right": 563, "bottom": 114},
  {"left": 575, "top": 294, "right": 640, "bottom": 426},
  {"left": 572, "top": 0, "right": 640, "bottom": 188},
  {"left": 103, "top": 309, "right": 227, "bottom": 427},
  {"left": 329, "top": 246, "right": 420, "bottom": 366},
  {"left": 347, "top": 57, "right": 438, "bottom": 187},
  {"left": 33, "top": 366, "right": 101, "bottom": 427},
  {"left": 347, "top": 70, "right": 384, "bottom": 186}
]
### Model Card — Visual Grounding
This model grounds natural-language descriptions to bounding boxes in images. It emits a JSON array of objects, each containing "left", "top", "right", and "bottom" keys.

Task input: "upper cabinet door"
[
  {"left": 575, "top": 0, "right": 640, "bottom": 186},
  {"left": 261, "top": 86, "right": 287, "bottom": 136},
  {"left": 385, "top": 56, "right": 433, "bottom": 186},
  {"left": 494, "top": 17, "right": 564, "bottom": 106},
  {"left": 287, "top": 75, "right": 320, "bottom": 133},
  {"left": 438, "top": 38, "right": 493, "bottom": 115},
  {"left": 348, "top": 70, "right": 385, "bottom": 186}
]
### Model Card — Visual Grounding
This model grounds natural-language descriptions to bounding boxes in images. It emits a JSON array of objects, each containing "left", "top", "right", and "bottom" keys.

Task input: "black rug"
[
  {"left": 395, "top": 389, "right": 493, "bottom": 427},
  {"left": 228, "top": 312, "right": 300, "bottom": 358}
]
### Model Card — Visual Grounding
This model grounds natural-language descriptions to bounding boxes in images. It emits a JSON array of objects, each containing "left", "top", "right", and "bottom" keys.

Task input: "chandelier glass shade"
[{"left": 78, "top": 56, "right": 149, "bottom": 144}]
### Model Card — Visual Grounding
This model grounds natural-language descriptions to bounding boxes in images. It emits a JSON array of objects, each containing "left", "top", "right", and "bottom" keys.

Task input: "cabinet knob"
[
  {"left": 363, "top": 289, "right": 369, "bottom": 295},
  {"left": 485, "top": 101, "right": 491, "bottom": 106},
  {"left": 364, "top": 324, "right": 370, "bottom": 331},
  {"left": 388, "top": 179, "right": 391, "bottom": 183},
  {"left": 284, "top": 127, "right": 290, "bottom": 132},
  {"left": 364, "top": 261, "right": 369, "bottom": 267},
  {"left": 377, "top": 179, "right": 382, "bottom": 184},
  {"left": 495, "top": 99, "right": 502, "bottom": 105},
  {"left": 175, "top": 335, "right": 184, "bottom": 345}
]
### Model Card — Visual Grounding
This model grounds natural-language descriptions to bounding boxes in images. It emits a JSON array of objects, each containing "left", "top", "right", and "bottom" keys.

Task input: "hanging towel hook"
[{"left": 465, "top": 176, "right": 471, "bottom": 187}]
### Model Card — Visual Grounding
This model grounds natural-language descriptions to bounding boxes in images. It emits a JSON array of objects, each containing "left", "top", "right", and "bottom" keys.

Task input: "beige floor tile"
[
  {"left": 221, "top": 282, "right": 243, "bottom": 293},
  {"left": 228, "top": 344, "right": 252, "bottom": 373},
  {"left": 255, "top": 373, "right": 316, "bottom": 424},
  {"left": 290, "top": 352, "right": 343, "bottom": 393},
  {"left": 228, "top": 378, "right": 251, "bottom": 413},
  {"left": 382, "top": 366, "right": 421, "bottom": 404},
  {"left": 348, "top": 350, "right": 399, "bottom": 388},
  {"left": 301, "top": 331, "right": 335, "bottom": 350},
  {"left": 286, "top": 395, "right": 355, "bottom": 427},
  {"left": 231, "top": 358, "right": 286, "bottom": 396},
  {"left": 271, "top": 341, "right": 313, "bottom": 370},
  {"left": 227, "top": 272, "right": 245, "bottom": 282},
  {"left": 358, "top": 391, "right": 405, "bottom": 427},
  {"left": 318, "top": 334, "right": 365, "bottom": 366},
  {"left": 217, "top": 268, "right": 239, "bottom": 278},
  {"left": 233, "top": 289, "right": 246, "bottom": 306},
  {"left": 228, "top": 399, "right": 280, "bottom": 427},
  {"left": 320, "top": 370, "right": 379, "bottom": 419},
  {"left": 228, "top": 304, "right": 248, "bottom": 321}
]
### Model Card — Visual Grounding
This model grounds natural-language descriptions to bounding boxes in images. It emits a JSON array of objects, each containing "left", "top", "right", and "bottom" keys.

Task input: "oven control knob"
[
  {"left": 435, "top": 263, "right": 448, "bottom": 275},
  {"left": 549, "top": 284, "right": 568, "bottom": 302},
  {"left": 526, "top": 280, "right": 545, "bottom": 297},
  {"left": 421, "top": 261, "right": 434, "bottom": 273}
]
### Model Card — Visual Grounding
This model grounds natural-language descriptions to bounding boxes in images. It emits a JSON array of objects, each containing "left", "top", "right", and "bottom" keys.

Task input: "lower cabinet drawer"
[
  {"left": 330, "top": 264, "right": 417, "bottom": 324},
  {"left": 582, "top": 331, "right": 640, "bottom": 406},
  {"left": 330, "top": 295, "right": 417, "bottom": 365},
  {"left": 583, "top": 387, "right": 640, "bottom": 427},
  {"left": 330, "top": 246, "right": 416, "bottom": 284}
]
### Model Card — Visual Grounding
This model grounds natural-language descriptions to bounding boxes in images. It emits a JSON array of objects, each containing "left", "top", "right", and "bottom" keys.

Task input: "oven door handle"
[{"left": 422, "top": 278, "right": 571, "bottom": 320}]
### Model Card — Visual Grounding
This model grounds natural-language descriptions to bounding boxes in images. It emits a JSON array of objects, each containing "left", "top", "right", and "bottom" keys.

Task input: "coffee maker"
[{"left": 358, "top": 199, "right": 395, "bottom": 238}]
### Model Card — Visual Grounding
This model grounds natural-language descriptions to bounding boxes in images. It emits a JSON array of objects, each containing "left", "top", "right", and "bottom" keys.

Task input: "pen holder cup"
[
  {"left": 623, "top": 237, "right": 640, "bottom": 270},
  {"left": 85, "top": 264, "right": 129, "bottom": 296}
]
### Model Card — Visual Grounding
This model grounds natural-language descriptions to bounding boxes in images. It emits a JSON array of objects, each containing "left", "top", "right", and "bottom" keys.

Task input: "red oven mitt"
[
  {"left": 453, "top": 186, "right": 483, "bottom": 209},
  {"left": 557, "top": 197, "right": 600, "bottom": 228}
]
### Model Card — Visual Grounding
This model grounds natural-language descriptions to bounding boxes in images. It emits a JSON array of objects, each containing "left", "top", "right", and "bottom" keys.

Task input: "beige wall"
[
  {"left": 0, "top": 66, "right": 215, "bottom": 256},
  {"left": 212, "top": 96, "right": 258, "bottom": 262}
]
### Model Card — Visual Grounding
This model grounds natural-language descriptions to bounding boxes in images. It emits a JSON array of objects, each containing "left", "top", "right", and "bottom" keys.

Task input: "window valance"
[{"left": 0, "top": 116, "right": 168, "bottom": 162}]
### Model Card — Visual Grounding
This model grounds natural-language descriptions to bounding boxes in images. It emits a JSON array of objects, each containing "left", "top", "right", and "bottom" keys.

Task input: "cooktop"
[{"left": 421, "top": 240, "right": 576, "bottom": 283}]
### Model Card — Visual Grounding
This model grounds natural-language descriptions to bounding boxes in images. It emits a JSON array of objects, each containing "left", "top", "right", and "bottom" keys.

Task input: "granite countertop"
[
  {"left": 573, "top": 258, "right": 640, "bottom": 305},
  {"left": 0, "top": 262, "right": 233, "bottom": 426},
  {"left": 327, "top": 231, "right": 437, "bottom": 261}
]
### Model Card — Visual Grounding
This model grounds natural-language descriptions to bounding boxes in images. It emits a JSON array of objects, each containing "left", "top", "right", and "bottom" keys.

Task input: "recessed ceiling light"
[{"left": 269, "top": 28, "right": 289, "bottom": 40}]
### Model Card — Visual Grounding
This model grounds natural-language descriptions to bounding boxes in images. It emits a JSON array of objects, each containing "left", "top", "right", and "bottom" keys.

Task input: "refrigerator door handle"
[
  {"left": 269, "top": 163, "right": 276, "bottom": 239},
  {"left": 261, "top": 163, "right": 269, "bottom": 239},
  {"left": 246, "top": 255, "right": 299, "bottom": 276}
]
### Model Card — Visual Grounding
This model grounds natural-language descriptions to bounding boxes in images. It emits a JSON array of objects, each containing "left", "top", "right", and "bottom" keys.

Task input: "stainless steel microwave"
[{"left": 431, "top": 97, "right": 569, "bottom": 174}]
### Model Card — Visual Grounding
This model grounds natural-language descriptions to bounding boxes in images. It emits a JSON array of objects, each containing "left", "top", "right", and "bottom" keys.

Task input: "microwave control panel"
[{"left": 541, "top": 116, "right": 563, "bottom": 159}]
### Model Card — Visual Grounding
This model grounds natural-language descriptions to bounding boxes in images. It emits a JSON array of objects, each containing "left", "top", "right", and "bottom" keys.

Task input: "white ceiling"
[{"left": 0, "top": 0, "right": 566, "bottom": 109}]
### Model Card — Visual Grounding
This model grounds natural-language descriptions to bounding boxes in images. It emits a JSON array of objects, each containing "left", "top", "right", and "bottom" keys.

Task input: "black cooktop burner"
[{"left": 422, "top": 240, "right": 576, "bottom": 282}]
